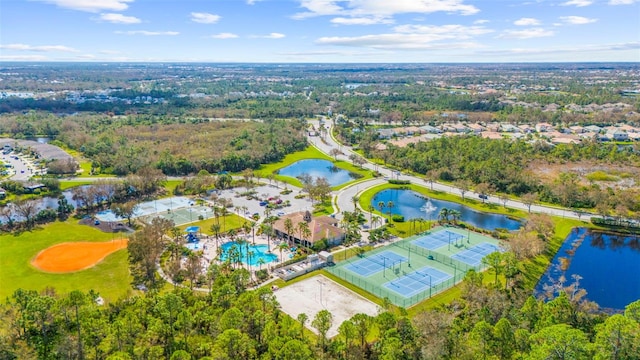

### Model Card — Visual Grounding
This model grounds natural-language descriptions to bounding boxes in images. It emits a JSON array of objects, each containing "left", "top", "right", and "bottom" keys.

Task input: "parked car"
[{"left": 479, "top": 194, "right": 488, "bottom": 200}]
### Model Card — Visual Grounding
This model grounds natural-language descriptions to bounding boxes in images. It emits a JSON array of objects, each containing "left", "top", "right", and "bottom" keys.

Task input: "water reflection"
[{"left": 372, "top": 189, "right": 521, "bottom": 231}]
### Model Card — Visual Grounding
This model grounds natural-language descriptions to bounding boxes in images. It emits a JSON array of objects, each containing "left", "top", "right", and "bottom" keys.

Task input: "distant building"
[
  {"left": 605, "top": 128, "right": 629, "bottom": 141},
  {"left": 376, "top": 128, "right": 396, "bottom": 139},
  {"left": 273, "top": 211, "right": 345, "bottom": 248},
  {"left": 535, "top": 122, "right": 553, "bottom": 132}
]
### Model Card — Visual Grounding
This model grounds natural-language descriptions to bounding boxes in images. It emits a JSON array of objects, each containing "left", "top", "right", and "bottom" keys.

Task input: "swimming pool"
[{"left": 219, "top": 242, "right": 278, "bottom": 266}]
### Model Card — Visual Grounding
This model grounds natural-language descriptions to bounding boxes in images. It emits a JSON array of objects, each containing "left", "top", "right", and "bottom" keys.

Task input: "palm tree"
[
  {"left": 297, "top": 221, "right": 310, "bottom": 248},
  {"left": 220, "top": 207, "right": 229, "bottom": 232},
  {"left": 386, "top": 201, "right": 394, "bottom": 219},
  {"left": 278, "top": 242, "right": 289, "bottom": 262},
  {"left": 284, "top": 218, "right": 294, "bottom": 245},
  {"left": 210, "top": 223, "right": 221, "bottom": 247},
  {"left": 247, "top": 250, "right": 255, "bottom": 278},
  {"left": 367, "top": 205, "right": 375, "bottom": 224},
  {"left": 257, "top": 257, "right": 266, "bottom": 272},
  {"left": 438, "top": 208, "right": 450, "bottom": 224},
  {"left": 377, "top": 201, "right": 385, "bottom": 215},
  {"left": 448, "top": 209, "right": 461, "bottom": 224},
  {"left": 351, "top": 196, "right": 359, "bottom": 213}
]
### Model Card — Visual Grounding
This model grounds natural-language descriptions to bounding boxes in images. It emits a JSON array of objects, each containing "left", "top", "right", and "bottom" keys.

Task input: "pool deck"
[{"left": 196, "top": 232, "right": 294, "bottom": 271}]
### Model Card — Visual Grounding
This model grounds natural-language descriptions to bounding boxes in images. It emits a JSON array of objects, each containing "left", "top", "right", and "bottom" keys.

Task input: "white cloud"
[
  {"left": 473, "top": 19, "right": 490, "bottom": 24},
  {"left": 316, "top": 24, "right": 491, "bottom": 49},
  {"left": 98, "top": 13, "right": 141, "bottom": 24},
  {"left": 561, "top": 0, "right": 593, "bottom": 6},
  {"left": 247, "top": 0, "right": 263, "bottom": 4},
  {"left": 76, "top": 54, "right": 97, "bottom": 59},
  {"left": 0, "top": 43, "right": 79, "bottom": 52},
  {"left": 514, "top": 17, "right": 540, "bottom": 26},
  {"left": 99, "top": 50, "right": 120, "bottom": 54},
  {"left": 559, "top": 16, "right": 597, "bottom": 24},
  {"left": 33, "top": 0, "right": 133, "bottom": 12},
  {"left": 0, "top": 55, "right": 49, "bottom": 61},
  {"left": 330, "top": 17, "right": 393, "bottom": 25},
  {"left": 251, "top": 32, "right": 286, "bottom": 39},
  {"left": 190, "top": 12, "right": 221, "bottom": 24},
  {"left": 480, "top": 41, "right": 640, "bottom": 56},
  {"left": 499, "top": 28, "right": 554, "bottom": 39},
  {"left": 210, "top": 33, "right": 238, "bottom": 39},
  {"left": 293, "top": 0, "right": 479, "bottom": 19},
  {"left": 115, "top": 30, "right": 179, "bottom": 35},
  {"left": 608, "top": 0, "right": 639, "bottom": 4}
]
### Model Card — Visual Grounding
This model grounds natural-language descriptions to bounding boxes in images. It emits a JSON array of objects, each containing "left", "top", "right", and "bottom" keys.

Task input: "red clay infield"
[{"left": 31, "top": 239, "right": 128, "bottom": 273}]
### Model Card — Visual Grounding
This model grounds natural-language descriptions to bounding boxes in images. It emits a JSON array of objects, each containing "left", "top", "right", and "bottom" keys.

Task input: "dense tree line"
[
  {"left": 1, "top": 269, "right": 638, "bottom": 359},
  {"left": 363, "top": 135, "right": 640, "bottom": 211}
]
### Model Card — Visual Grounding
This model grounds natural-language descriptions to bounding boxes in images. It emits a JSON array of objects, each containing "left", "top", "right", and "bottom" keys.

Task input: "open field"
[
  {"left": 0, "top": 221, "right": 132, "bottom": 301},
  {"left": 274, "top": 274, "right": 380, "bottom": 338}
]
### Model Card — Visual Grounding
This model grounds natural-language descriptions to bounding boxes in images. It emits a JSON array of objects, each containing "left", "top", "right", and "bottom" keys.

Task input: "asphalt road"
[{"left": 308, "top": 118, "right": 591, "bottom": 222}]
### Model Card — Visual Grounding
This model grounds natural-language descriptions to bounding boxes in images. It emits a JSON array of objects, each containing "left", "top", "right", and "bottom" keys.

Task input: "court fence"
[
  {"left": 327, "top": 237, "right": 489, "bottom": 308},
  {"left": 327, "top": 265, "right": 466, "bottom": 308}
]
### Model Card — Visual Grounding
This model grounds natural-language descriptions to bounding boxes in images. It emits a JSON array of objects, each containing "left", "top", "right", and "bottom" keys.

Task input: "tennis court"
[
  {"left": 412, "top": 229, "right": 465, "bottom": 250},
  {"left": 451, "top": 242, "right": 503, "bottom": 267},
  {"left": 136, "top": 197, "right": 214, "bottom": 226},
  {"left": 345, "top": 250, "right": 407, "bottom": 277},
  {"left": 383, "top": 266, "right": 452, "bottom": 298},
  {"left": 327, "top": 226, "right": 504, "bottom": 307}
]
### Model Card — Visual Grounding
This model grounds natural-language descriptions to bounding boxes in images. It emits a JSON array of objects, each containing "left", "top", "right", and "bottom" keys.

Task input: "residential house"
[
  {"left": 500, "top": 124, "right": 519, "bottom": 133},
  {"left": 273, "top": 211, "right": 346, "bottom": 248},
  {"left": 535, "top": 122, "right": 553, "bottom": 132},
  {"left": 517, "top": 124, "right": 533, "bottom": 134},
  {"left": 569, "top": 125, "right": 585, "bottom": 134},
  {"left": 605, "top": 128, "right": 629, "bottom": 141},
  {"left": 376, "top": 128, "right": 396, "bottom": 139},
  {"left": 419, "top": 125, "right": 443, "bottom": 134},
  {"left": 466, "top": 123, "right": 485, "bottom": 133},
  {"left": 584, "top": 125, "right": 603, "bottom": 133}
]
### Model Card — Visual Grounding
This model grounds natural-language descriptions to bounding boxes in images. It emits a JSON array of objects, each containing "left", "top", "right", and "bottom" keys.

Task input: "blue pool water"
[
  {"left": 278, "top": 159, "right": 358, "bottom": 186},
  {"left": 220, "top": 242, "right": 278, "bottom": 266},
  {"left": 372, "top": 189, "right": 522, "bottom": 231},
  {"left": 535, "top": 227, "right": 640, "bottom": 311}
]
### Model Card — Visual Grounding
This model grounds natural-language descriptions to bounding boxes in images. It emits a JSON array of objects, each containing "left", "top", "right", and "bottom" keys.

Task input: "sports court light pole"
[
  {"left": 383, "top": 257, "right": 386, "bottom": 277},
  {"left": 448, "top": 232, "right": 451, "bottom": 251},
  {"left": 427, "top": 274, "right": 432, "bottom": 298},
  {"left": 408, "top": 247, "right": 412, "bottom": 267},
  {"left": 317, "top": 279, "right": 323, "bottom": 307}
]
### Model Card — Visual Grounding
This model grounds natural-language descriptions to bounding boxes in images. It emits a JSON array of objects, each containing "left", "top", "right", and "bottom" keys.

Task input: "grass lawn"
[
  {"left": 0, "top": 221, "right": 133, "bottom": 302},
  {"left": 177, "top": 213, "right": 247, "bottom": 235},
  {"left": 254, "top": 145, "right": 373, "bottom": 190},
  {"left": 59, "top": 180, "right": 94, "bottom": 190},
  {"left": 163, "top": 180, "right": 182, "bottom": 196}
]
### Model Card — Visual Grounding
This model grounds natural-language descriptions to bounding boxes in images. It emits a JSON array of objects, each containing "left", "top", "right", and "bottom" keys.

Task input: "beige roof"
[{"left": 273, "top": 211, "right": 345, "bottom": 244}]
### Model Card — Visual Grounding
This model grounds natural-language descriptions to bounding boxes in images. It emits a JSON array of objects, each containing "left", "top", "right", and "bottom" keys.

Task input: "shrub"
[
  {"left": 255, "top": 269, "right": 269, "bottom": 281},
  {"left": 391, "top": 214, "right": 405, "bottom": 222},
  {"left": 388, "top": 179, "right": 411, "bottom": 185}
]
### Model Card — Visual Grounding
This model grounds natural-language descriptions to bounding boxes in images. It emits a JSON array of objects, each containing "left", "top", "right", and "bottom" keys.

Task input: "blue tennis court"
[
  {"left": 451, "top": 242, "right": 502, "bottom": 266},
  {"left": 345, "top": 250, "right": 407, "bottom": 277},
  {"left": 412, "top": 230, "right": 465, "bottom": 250},
  {"left": 383, "top": 266, "right": 452, "bottom": 298}
]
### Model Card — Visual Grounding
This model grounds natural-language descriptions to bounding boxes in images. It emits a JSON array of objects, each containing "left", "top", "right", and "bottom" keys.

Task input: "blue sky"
[{"left": 1, "top": 0, "right": 638, "bottom": 62}]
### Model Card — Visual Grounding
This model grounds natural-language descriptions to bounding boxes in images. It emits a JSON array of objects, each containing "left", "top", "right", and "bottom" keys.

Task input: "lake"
[
  {"left": 371, "top": 189, "right": 522, "bottom": 231},
  {"left": 278, "top": 159, "right": 358, "bottom": 187},
  {"left": 536, "top": 227, "right": 640, "bottom": 311}
]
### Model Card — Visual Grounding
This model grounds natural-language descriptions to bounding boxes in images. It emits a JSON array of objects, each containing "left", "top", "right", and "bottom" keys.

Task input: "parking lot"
[
  {"left": 2, "top": 152, "right": 42, "bottom": 181},
  {"left": 211, "top": 184, "right": 317, "bottom": 221}
]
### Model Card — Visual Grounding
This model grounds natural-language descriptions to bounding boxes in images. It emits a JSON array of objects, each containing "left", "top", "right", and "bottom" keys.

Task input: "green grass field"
[
  {"left": 0, "top": 221, "right": 133, "bottom": 302},
  {"left": 177, "top": 213, "right": 247, "bottom": 235}
]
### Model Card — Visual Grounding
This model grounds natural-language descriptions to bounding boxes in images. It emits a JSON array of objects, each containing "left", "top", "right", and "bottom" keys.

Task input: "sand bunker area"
[{"left": 31, "top": 239, "right": 128, "bottom": 273}]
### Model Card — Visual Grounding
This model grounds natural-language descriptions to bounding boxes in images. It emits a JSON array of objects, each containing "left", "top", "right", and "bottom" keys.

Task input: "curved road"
[{"left": 308, "top": 118, "right": 590, "bottom": 222}]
